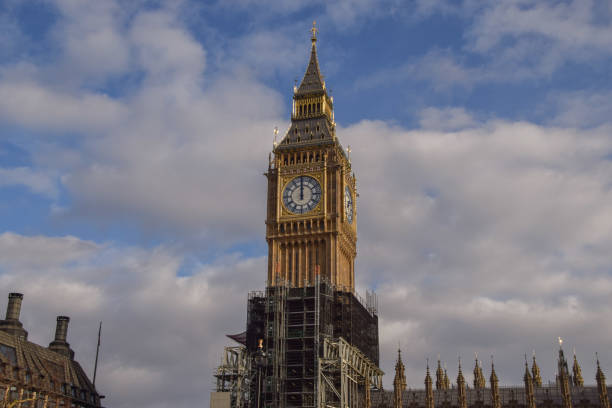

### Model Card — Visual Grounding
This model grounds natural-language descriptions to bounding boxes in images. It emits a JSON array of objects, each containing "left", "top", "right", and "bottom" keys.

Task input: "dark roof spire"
[{"left": 296, "top": 21, "right": 326, "bottom": 95}]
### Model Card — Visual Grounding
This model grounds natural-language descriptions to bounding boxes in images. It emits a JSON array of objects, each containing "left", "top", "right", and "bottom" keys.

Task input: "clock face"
[
  {"left": 283, "top": 176, "right": 322, "bottom": 214},
  {"left": 344, "top": 186, "right": 353, "bottom": 224}
]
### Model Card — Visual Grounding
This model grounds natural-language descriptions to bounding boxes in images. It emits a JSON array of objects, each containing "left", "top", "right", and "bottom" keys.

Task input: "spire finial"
[
  {"left": 558, "top": 336, "right": 563, "bottom": 348},
  {"left": 311, "top": 21, "right": 318, "bottom": 43}
]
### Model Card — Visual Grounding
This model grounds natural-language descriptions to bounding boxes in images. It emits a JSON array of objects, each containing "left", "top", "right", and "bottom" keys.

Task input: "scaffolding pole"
[{"left": 266, "top": 280, "right": 288, "bottom": 408}]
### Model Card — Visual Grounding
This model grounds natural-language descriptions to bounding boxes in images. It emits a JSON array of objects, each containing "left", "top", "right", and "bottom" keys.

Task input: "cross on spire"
[{"left": 311, "top": 21, "right": 318, "bottom": 42}]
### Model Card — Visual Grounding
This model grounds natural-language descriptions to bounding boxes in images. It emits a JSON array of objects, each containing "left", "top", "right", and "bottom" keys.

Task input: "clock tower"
[
  {"left": 266, "top": 23, "right": 357, "bottom": 290},
  {"left": 214, "top": 24, "right": 381, "bottom": 408}
]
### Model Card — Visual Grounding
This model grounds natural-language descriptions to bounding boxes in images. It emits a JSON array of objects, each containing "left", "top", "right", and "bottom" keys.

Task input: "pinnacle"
[{"left": 296, "top": 25, "right": 326, "bottom": 95}]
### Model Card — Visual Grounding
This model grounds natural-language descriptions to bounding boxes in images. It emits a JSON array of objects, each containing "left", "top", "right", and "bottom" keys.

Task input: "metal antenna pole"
[{"left": 93, "top": 321, "right": 102, "bottom": 386}]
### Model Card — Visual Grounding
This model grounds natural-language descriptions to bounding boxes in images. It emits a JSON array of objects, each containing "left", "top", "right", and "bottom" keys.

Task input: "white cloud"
[
  {"left": 547, "top": 91, "right": 612, "bottom": 128},
  {"left": 0, "top": 232, "right": 265, "bottom": 408},
  {"left": 228, "top": 29, "right": 305, "bottom": 78},
  {"left": 0, "top": 1, "right": 284, "bottom": 243},
  {"left": 418, "top": 107, "right": 477, "bottom": 131},
  {"left": 359, "top": 0, "right": 612, "bottom": 89},
  {"left": 129, "top": 9, "right": 206, "bottom": 87},
  {"left": 0, "top": 232, "right": 97, "bottom": 269},
  {"left": 0, "top": 80, "right": 126, "bottom": 132},
  {"left": 0, "top": 167, "right": 59, "bottom": 198},
  {"left": 340, "top": 117, "right": 612, "bottom": 386},
  {"left": 54, "top": 0, "right": 131, "bottom": 80},
  {"left": 467, "top": 0, "right": 612, "bottom": 55}
]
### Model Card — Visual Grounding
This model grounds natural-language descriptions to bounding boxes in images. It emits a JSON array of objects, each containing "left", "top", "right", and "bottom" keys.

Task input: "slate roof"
[
  {"left": 296, "top": 38, "right": 325, "bottom": 95},
  {"left": 0, "top": 329, "right": 102, "bottom": 406}
]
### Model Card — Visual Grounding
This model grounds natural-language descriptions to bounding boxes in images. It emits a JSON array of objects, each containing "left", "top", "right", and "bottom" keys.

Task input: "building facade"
[
  {"left": 0, "top": 293, "right": 104, "bottom": 408},
  {"left": 265, "top": 23, "right": 356, "bottom": 291}
]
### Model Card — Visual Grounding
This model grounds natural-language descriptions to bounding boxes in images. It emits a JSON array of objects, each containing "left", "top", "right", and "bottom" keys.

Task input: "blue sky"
[{"left": 1, "top": 1, "right": 612, "bottom": 407}]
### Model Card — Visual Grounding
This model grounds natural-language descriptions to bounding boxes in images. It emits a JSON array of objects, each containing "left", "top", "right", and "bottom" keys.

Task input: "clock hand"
[{"left": 300, "top": 176, "right": 304, "bottom": 200}]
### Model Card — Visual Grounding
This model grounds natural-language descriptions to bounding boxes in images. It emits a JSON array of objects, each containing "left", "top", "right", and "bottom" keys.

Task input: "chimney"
[
  {"left": 49, "top": 316, "right": 74, "bottom": 359},
  {"left": 54, "top": 316, "right": 69, "bottom": 342},
  {"left": 0, "top": 292, "right": 28, "bottom": 340},
  {"left": 6, "top": 292, "right": 23, "bottom": 320}
]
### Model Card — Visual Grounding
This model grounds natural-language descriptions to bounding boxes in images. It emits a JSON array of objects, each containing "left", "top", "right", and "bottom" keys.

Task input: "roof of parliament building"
[
  {"left": 377, "top": 346, "right": 612, "bottom": 408},
  {"left": 0, "top": 293, "right": 103, "bottom": 407}
]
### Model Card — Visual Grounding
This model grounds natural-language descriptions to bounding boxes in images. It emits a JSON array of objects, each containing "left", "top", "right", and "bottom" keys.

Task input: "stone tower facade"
[{"left": 265, "top": 23, "right": 356, "bottom": 290}]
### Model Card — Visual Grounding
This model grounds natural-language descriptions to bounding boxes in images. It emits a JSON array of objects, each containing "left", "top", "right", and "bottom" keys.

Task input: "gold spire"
[
  {"left": 596, "top": 354, "right": 610, "bottom": 408},
  {"left": 425, "top": 359, "right": 435, "bottom": 408},
  {"left": 532, "top": 351, "right": 543, "bottom": 387},
  {"left": 311, "top": 21, "right": 318, "bottom": 44},
  {"left": 436, "top": 356, "right": 444, "bottom": 390},
  {"left": 474, "top": 353, "right": 485, "bottom": 389},
  {"left": 457, "top": 358, "right": 467, "bottom": 408},
  {"left": 394, "top": 349, "right": 407, "bottom": 408},
  {"left": 572, "top": 350, "right": 584, "bottom": 387},
  {"left": 490, "top": 356, "right": 501, "bottom": 408},
  {"left": 443, "top": 363, "right": 450, "bottom": 389},
  {"left": 524, "top": 355, "right": 536, "bottom": 408},
  {"left": 557, "top": 341, "right": 573, "bottom": 408}
]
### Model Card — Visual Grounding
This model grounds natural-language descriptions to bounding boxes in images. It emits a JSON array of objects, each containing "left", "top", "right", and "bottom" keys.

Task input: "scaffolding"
[
  {"left": 214, "top": 346, "right": 252, "bottom": 408},
  {"left": 259, "top": 277, "right": 379, "bottom": 408},
  {"left": 264, "top": 281, "right": 288, "bottom": 408},
  {"left": 318, "top": 336, "right": 384, "bottom": 408},
  {"left": 214, "top": 276, "right": 382, "bottom": 408},
  {"left": 247, "top": 291, "right": 266, "bottom": 353}
]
